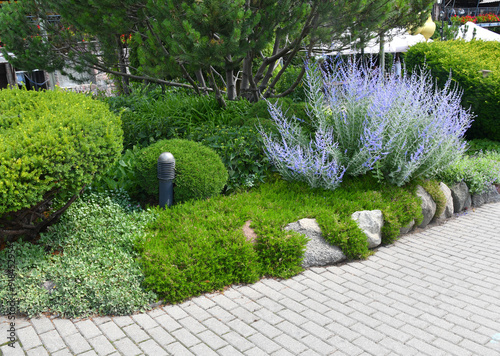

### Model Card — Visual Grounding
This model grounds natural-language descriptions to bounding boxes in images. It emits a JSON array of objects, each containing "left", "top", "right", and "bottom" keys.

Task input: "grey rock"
[
  {"left": 437, "top": 182, "right": 454, "bottom": 220},
  {"left": 285, "top": 218, "right": 346, "bottom": 268},
  {"left": 472, "top": 184, "right": 500, "bottom": 207},
  {"left": 351, "top": 210, "right": 383, "bottom": 248},
  {"left": 400, "top": 219, "right": 415, "bottom": 234},
  {"left": 416, "top": 185, "right": 437, "bottom": 228},
  {"left": 450, "top": 182, "right": 472, "bottom": 213},
  {"left": 41, "top": 281, "right": 56, "bottom": 295}
]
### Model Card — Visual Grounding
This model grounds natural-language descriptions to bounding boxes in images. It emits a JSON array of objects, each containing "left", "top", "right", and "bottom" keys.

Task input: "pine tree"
[{"left": 0, "top": 0, "right": 433, "bottom": 101}]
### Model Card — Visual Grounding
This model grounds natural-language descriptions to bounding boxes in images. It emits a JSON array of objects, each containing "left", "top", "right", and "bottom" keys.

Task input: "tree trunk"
[
  {"left": 225, "top": 69, "right": 237, "bottom": 101},
  {"left": 209, "top": 66, "right": 226, "bottom": 108},
  {"left": 117, "top": 41, "right": 130, "bottom": 95},
  {"left": 378, "top": 33, "right": 385, "bottom": 75},
  {"left": 240, "top": 54, "right": 253, "bottom": 100},
  {"left": 258, "top": 59, "right": 278, "bottom": 95},
  {"left": 5, "top": 63, "right": 16, "bottom": 88},
  {"left": 195, "top": 69, "right": 208, "bottom": 95}
]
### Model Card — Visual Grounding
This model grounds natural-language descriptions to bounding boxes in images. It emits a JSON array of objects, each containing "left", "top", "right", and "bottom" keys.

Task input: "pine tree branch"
[
  {"left": 269, "top": 65, "right": 306, "bottom": 99},
  {"left": 145, "top": 17, "right": 201, "bottom": 95}
]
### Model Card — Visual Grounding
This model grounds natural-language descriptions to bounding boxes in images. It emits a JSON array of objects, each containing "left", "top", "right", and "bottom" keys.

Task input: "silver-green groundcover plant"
[{"left": 259, "top": 60, "right": 473, "bottom": 189}]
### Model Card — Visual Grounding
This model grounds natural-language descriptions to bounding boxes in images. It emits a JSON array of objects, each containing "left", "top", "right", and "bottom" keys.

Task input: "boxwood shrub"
[
  {"left": 134, "top": 139, "right": 228, "bottom": 204},
  {"left": 0, "top": 88, "right": 123, "bottom": 243},
  {"left": 405, "top": 40, "right": 500, "bottom": 141}
]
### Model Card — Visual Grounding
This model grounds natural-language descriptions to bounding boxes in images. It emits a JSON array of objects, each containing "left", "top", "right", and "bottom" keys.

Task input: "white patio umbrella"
[
  {"left": 456, "top": 22, "right": 500, "bottom": 42},
  {"left": 325, "top": 29, "right": 427, "bottom": 55}
]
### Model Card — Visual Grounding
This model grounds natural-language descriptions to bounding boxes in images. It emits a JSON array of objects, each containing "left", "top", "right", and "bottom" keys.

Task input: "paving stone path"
[{"left": 2, "top": 202, "right": 500, "bottom": 356}]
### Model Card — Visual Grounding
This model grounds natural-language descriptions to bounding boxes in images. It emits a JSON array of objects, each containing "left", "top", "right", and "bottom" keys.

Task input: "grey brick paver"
[
  {"left": 206, "top": 306, "right": 236, "bottom": 323},
  {"left": 277, "top": 309, "right": 308, "bottom": 326},
  {"left": 190, "top": 343, "right": 219, "bottom": 356},
  {"left": 275, "top": 320, "right": 308, "bottom": 340},
  {"left": 111, "top": 316, "right": 134, "bottom": 328},
  {"left": 406, "top": 337, "right": 447, "bottom": 356},
  {"left": 1, "top": 342, "right": 25, "bottom": 356},
  {"left": 131, "top": 314, "right": 158, "bottom": 330},
  {"left": 171, "top": 328, "right": 201, "bottom": 348},
  {"left": 273, "top": 334, "right": 308, "bottom": 354},
  {"left": 26, "top": 345, "right": 50, "bottom": 356},
  {"left": 178, "top": 316, "right": 207, "bottom": 335},
  {"left": 326, "top": 322, "right": 361, "bottom": 342},
  {"left": 79, "top": 351, "right": 99, "bottom": 356},
  {"left": 250, "top": 320, "right": 282, "bottom": 339},
  {"left": 51, "top": 348, "right": 74, "bottom": 356},
  {"left": 253, "top": 307, "right": 284, "bottom": 325},
  {"left": 255, "top": 297, "right": 285, "bottom": 313},
  {"left": 244, "top": 346, "right": 269, "bottom": 356},
  {"left": 53, "top": 318, "right": 78, "bottom": 337},
  {"left": 196, "top": 329, "right": 228, "bottom": 350},
  {"left": 113, "top": 337, "right": 143, "bottom": 356},
  {"left": 432, "top": 338, "right": 473, "bottom": 356},
  {"left": 350, "top": 322, "right": 385, "bottom": 343},
  {"left": 18, "top": 326, "right": 43, "bottom": 351},
  {"left": 11, "top": 202, "right": 500, "bottom": 356},
  {"left": 147, "top": 326, "right": 176, "bottom": 347},
  {"left": 91, "top": 317, "right": 112, "bottom": 326},
  {"left": 227, "top": 318, "right": 257, "bottom": 337},
  {"left": 183, "top": 302, "right": 212, "bottom": 321},
  {"left": 39, "top": 329, "right": 67, "bottom": 353},
  {"left": 137, "top": 339, "right": 168, "bottom": 356},
  {"left": 378, "top": 338, "right": 419, "bottom": 356},
  {"left": 247, "top": 333, "right": 281, "bottom": 354},
  {"left": 221, "top": 331, "right": 255, "bottom": 352},
  {"left": 301, "top": 334, "right": 336, "bottom": 355},
  {"left": 163, "top": 305, "right": 190, "bottom": 321},
  {"left": 218, "top": 344, "right": 246, "bottom": 356},
  {"left": 98, "top": 322, "right": 126, "bottom": 342},
  {"left": 87, "top": 335, "right": 116, "bottom": 356},
  {"left": 277, "top": 297, "right": 308, "bottom": 313},
  {"left": 352, "top": 335, "right": 391, "bottom": 355},
  {"left": 300, "top": 309, "right": 332, "bottom": 326},
  {"left": 165, "top": 341, "right": 195, "bottom": 355},
  {"left": 30, "top": 317, "right": 55, "bottom": 335},
  {"left": 202, "top": 317, "right": 231, "bottom": 335},
  {"left": 155, "top": 314, "right": 182, "bottom": 333},
  {"left": 230, "top": 306, "right": 260, "bottom": 324},
  {"left": 76, "top": 320, "right": 103, "bottom": 339},
  {"left": 301, "top": 321, "right": 334, "bottom": 339},
  {"left": 122, "top": 323, "right": 150, "bottom": 343},
  {"left": 63, "top": 332, "right": 92, "bottom": 354}
]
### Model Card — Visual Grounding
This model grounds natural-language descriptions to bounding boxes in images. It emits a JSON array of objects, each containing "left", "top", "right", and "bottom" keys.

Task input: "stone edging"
[{"left": 285, "top": 182, "right": 500, "bottom": 268}]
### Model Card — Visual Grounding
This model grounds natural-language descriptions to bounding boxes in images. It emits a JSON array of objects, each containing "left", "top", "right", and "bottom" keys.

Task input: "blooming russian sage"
[{"left": 259, "top": 59, "right": 473, "bottom": 189}]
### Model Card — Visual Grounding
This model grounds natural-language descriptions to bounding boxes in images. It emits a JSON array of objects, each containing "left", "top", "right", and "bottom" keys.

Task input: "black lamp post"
[
  {"left": 157, "top": 152, "right": 175, "bottom": 208},
  {"left": 437, "top": 0, "right": 445, "bottom": 40}
]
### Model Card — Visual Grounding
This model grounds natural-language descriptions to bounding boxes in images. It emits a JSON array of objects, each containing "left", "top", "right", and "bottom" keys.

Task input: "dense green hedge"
[
  {"left": 405, "top": 40, "right": 500, "bottom": 141},
  {"left": 0, "top": 89, "right": 122, "bottom": 241}
]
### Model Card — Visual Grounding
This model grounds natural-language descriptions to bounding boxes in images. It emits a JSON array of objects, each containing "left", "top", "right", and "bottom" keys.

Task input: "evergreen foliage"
[
  {"left": 134, "top": 139, "right": 228, "bottom": 204},
  {"left": 405, "top": 40, "right": 500, "bottom": 141},
  {"left": 0, "top": 0, "right": 433, "bottom": 101},
  {"left": 0, "top": 89, "right": 122, "bottom": 243}
]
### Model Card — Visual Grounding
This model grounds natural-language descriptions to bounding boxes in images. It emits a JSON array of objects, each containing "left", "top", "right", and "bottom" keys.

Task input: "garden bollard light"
[{"left": 158, "top": 152, "right": 175, "bottom": 208}]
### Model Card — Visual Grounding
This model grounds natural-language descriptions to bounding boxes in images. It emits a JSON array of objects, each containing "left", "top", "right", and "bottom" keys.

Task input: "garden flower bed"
[{"left": 2, "top": 59, "right": 500, "bottom": 319}]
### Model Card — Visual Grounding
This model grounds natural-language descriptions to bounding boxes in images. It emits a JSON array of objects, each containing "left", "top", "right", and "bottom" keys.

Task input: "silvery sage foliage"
[
  {"left": 259, "top": 98, "right": 347, "bottom": 190},
  {"left": 260, "top": 59, "right": 473, "bottom": 188}
]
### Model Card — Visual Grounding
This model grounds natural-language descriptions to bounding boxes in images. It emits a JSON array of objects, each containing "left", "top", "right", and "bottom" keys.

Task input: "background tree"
[{"left": 0, "top": 0, "right": 433, "bottom": 102}]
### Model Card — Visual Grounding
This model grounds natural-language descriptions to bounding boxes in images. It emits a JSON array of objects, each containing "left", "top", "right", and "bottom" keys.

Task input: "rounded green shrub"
[
  {"left": 134, "top": 139, "right": 228, "bottom": 204},
  {"left": 0, "top": 88, "right": 123, "bottom": 242},
  {"left": 406, "top": 40, "right": 500, "bottom": 141}
]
